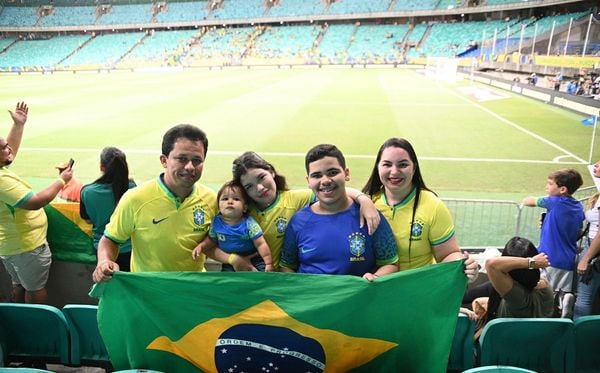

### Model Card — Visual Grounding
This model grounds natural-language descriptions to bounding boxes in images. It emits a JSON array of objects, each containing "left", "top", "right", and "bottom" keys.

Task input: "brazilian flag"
[
  {"left": 90, "top": 261, "right": 466, "bottom": 372},
  {"left": 44, "top": 202, "right": 95, "bottom": 264}
]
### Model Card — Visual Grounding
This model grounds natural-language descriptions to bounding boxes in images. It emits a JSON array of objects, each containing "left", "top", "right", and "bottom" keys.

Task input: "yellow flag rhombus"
[{"left": 147, "top": 299, "right": 397, "bottom": 372}]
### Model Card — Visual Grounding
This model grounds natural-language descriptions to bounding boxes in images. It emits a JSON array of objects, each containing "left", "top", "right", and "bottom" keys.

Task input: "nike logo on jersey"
[
  {"left": 300, "top": 247, "right": 317, "bottom": 254},
  {"left": 152, "top": 217, "right": 168, "bottom": 224}
]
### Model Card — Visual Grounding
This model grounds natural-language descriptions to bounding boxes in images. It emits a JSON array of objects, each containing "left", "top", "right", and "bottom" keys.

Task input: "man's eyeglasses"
[{"left": 172, "top": 156, "right": 204, "bottom": 166}]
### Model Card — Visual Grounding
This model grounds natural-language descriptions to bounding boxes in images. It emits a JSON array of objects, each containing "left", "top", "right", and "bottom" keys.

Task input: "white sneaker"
[{"left": 561, "top": 293, "right": 575, "bottom": 319}]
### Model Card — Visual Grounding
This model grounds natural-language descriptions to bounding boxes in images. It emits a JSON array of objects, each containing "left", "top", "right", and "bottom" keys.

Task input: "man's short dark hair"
[{"left": 162, "top": 124, "right": 208, "bottom": 157}]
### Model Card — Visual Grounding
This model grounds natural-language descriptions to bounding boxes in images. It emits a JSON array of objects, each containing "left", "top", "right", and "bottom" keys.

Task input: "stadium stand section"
[
  {"left": 155, "top": 1, "right": 210, "bottom": 23},
  {"left": 327, "top": 0, "right": 391, "bottom": 15},
  {"left": 0, "top": 35, "right": 90, "bottom": 70},
  {"left": 267, "top": 0, "right": 325, "bottom": 17},
  {"left": 97, "top": 3, "right": 153, "bottom": 25},
  {"left": 38, "top": 5, "right": 98, "bottom": 27},
  {"left": 346, "top": 23, "right": 409, "bottom": 64},
  {"left": 0, "top": 6, "right": 38, "bottom": 27},
  {"left": 249, "top": 24, "right": 320, "bottom": 62},
  {"left": 211, "top": 0, "right": 265, "bottom": 20},
  {"left": 62, "top": 32, "right": 145, "bottom": 68}
]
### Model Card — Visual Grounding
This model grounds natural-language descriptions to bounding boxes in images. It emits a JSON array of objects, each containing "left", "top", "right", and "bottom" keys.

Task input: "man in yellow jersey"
[
  {"left": 0, "top": 102, "right": 74, "bottom": 303},
  {"left": 93, "top": 124, "right": 217, "bottom": 282}
]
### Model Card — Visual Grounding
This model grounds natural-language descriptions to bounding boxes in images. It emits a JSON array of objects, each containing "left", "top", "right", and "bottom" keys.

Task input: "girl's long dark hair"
[
  {"left": 362, "top": 138, "right": 434, "bottom": 262},
  {"left": 95, "top": 146, "right": 130, "bottom": 203}
]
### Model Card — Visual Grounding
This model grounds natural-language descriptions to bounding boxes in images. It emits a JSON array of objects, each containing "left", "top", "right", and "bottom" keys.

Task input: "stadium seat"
[
  {"left": 62, "top": 305, "right": 111, "bottom": 369},
  {"left": 479, "top": 318, "right": 574, "bottom": 373},
  {"left": 463, "top": 366, "right": 537, "bottom": 372},
  {"left": 573, "top": 315, "right": 600, "bottom": 373},
  {"left": 0, "top": 369, "right": 55, "bottom": 372},
  {"left": 0, "top": 303, "right": 70, "bottom": 366},
  {"left": 447, "top": 314, "right": 475, "bottom": 372}
]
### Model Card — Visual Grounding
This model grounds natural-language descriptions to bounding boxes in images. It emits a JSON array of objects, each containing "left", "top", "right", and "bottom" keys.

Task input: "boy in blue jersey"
[
  {"left": 521, "top": 169, "right": 584, "bottom": 299},
  {"left": 280, "top": 144, "right": 398, "bottom": 280}
]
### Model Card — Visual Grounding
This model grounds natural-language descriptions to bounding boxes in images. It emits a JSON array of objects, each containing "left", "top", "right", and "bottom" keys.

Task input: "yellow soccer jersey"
[
  {"left": 248, "top": 189, "right": 313, "bottom": 269},
  {"left": 0, "top": 167, "right": 47, "bottom": 255},
  {"left": 372, "top": 188, "right": 455, "bottom": 271},
  {"left": 105, "top": 175, "right": 217, "bottom": 272}
]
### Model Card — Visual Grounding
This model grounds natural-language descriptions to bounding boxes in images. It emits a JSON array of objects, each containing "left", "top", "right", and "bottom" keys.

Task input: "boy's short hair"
[
  {"left": 304, "top": 144, "right": 346, "bottom": 173},
  {"left": 549, "top": 169, "right": 583, "bottom": 195}
]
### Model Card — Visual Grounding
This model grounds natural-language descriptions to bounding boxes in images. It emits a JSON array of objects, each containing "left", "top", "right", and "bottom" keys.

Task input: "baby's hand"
[{"left": 191, "top": 245, "right": 203, "bottom": 260}]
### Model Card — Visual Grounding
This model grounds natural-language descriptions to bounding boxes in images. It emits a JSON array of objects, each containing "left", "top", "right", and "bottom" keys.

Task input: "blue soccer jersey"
[{"left": 280, "top": 202, "right": 398, "bottom": 276}]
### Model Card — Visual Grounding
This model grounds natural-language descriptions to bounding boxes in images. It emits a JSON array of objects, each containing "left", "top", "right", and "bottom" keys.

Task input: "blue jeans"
[{"left": 574, "top": 243, "right": 600, "bottom": 319}]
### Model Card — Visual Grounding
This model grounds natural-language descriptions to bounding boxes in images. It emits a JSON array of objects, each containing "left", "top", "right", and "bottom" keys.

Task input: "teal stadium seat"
[
  {"left": 574, "top": 315, "right": 600, "bottom": 373},
  {"left": 463, "top": 366, "right": 538, "bottom": 372},
  {"left": 62, "top": 305, "right": 111, "bottom": 369},
  {"left": 447, "top": 314, "right": 475, "bottom": 371},
  {"left": 0, "top": 369, "right": 55, "bottom": 372},
  {"left": 0, "top": 304, "right": 70, "bottom": 366},
  {"left": 479, "top": 318, "right": 574, "bottom": 373}
]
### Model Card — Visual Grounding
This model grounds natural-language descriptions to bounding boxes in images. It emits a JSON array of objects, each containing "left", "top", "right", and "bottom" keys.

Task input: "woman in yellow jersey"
[
  {"left": 228, "top": 151, "right": 380, "bottom": 271},
  {"left": 362, "top": 138, "right": 478, "bottom": 280}
]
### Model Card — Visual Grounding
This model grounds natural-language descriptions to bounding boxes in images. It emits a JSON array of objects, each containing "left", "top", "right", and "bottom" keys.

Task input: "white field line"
[
  {"left": 448, "top": 84, "right": 587, "bottom": 164},
  {"left": 20, "top": 148, "right": 584, "bottom": 165}
]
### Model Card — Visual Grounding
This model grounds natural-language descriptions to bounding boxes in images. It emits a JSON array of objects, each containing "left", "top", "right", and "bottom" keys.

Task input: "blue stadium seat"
[
  {"left": 479, "top": 318, "right": 574, "bottom": 373},
  {"left": 0, "top": 368, "right": 55, "bottom": 372},
  {"left": 573, "top": 315, "right": 600, "bottom": 373},
  {"left": 463, "top": 366, "right": 537, "bottom": 373},
  {"left": 62, "top": 305, "right": 111, "bottom": 369},
  {"left": 447, "top": 314, "right": 475, "bottom": 371},
  {"left": 0, "top": 303, "right": 70, "bottom": 366}
]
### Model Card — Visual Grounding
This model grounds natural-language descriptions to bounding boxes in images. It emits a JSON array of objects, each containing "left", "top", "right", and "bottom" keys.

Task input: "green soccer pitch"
[{"left": 0, "top": 67, "right": 596, "bottom": 200}]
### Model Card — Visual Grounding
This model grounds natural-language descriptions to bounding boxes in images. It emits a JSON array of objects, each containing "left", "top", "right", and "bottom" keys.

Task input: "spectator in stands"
[
  {"left": 0, "top": 102, "right": 73, "bottom": 303},
  {"left": 361, "top": 138, "right": 478, "bottom": 280},
  {"left": 80, "top": 146, "right": 136, "bottom": 272},
  {"left": 280, "top": 144, "right": 398, "bottom": 280},
  {"left": 230, "top": 151, "right": 380, "bottom": 271},
  {"left": 476, "top": 236, "right": 553, "bottom": 332},
  {"left": 566, "top": 80, "right": 578, "bottom": 95},
  {"left": 574, "top": 190, "right": 600, "bottom": 319},
  {"left": 192, "top": 180, "right": 273, "bottom": 272},
  {"left": 527, "top": 73, "right": 538, "bottom": 86},
  {"left": 92, "top": 124, "right": 217, "bottom": 282},
  {"left": 521, "top": 168, "right": 584, "bottom": 318},
  {"left": 553, "top": 71, "right": 563, "bottom": 91},
  {"left": 55, "top": 160, "right": 83, "bottom": 202}
]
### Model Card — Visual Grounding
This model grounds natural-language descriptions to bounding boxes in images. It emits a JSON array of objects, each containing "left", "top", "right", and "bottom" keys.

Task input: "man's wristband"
[
  {"left": 528, "top": 257, "right": 536, "bottom": 270},
  {"left": 227, "top": 254, "right": 238, "bottom": 265},
  {"left": 57, "top": 178, "right": 66, "bottom": 186}
]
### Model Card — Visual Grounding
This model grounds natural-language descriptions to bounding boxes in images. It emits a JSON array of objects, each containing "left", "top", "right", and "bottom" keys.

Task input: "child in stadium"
[
  {"left": 279, "top": 144, "right": 398, "bottom": 279},
  {"left": 192, "top": 180, "right": 273, "bottom": 272},
  {"left": 521, "top": 168, "right": 584, "bottom": 317}
]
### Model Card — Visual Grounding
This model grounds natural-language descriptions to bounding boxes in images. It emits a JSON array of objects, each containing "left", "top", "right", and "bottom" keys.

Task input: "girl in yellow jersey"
[
  {"left": 227, "top": 151, "right": 380, "bottom": 271},
  {"left": 361, "top": 138, "right": 477, "bottom": 280}
]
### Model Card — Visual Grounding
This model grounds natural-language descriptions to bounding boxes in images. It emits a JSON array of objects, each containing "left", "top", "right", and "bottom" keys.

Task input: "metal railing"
[{"left": 445, "top": 185, "right": 596, "bottom": 250}]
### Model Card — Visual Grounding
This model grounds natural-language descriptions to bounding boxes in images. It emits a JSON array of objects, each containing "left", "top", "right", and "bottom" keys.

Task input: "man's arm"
[
  {"left": 18, "top": 167, "right": 73, "bottom": 210},
  {"left": 486, "top": 253, "right": 550, "bottom": 296},
  {"left": 6, "top": 102, "right": 28, "bottom": 158},
  {"left": 92, "top": 236, "right": 121, "bottom": 283}
]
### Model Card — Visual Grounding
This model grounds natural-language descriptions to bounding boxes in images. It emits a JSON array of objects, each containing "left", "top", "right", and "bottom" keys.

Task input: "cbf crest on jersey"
[
  {"left": 275, "top": 217, "right": 287, "bottom": 234},
  {"left": 410, "top": 219, "right": 425, "bottom": 241},
  {"left": 348, "top": 232, "right": 366, "bottom": 260},
  {"left": 193, "top": 206, "right": 205, "bottom": 226}
]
